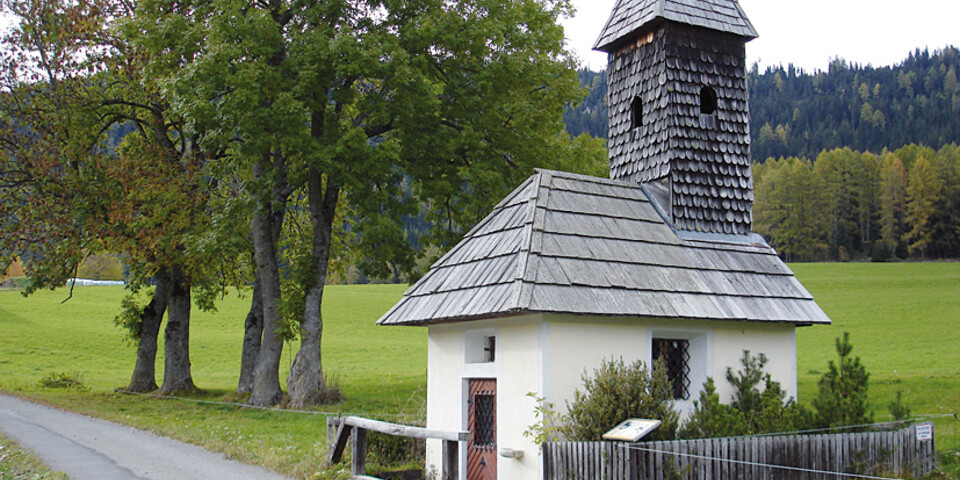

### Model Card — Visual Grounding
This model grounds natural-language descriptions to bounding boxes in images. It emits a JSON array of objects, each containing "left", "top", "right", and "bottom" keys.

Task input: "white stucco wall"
[
  {"left": 424, "top": 316, "right": 543, "bottom": 480},
  {"left": 424, "top": 315, "right": 798, "bottom": 480},
  {"left": 710, "top": 321, "right": 798, "bottom": 403}
]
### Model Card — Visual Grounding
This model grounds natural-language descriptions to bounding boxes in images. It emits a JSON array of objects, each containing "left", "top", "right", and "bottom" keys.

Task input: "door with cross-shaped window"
[{"left": 467, "top": 379, "right": 496, "bottom": 480}]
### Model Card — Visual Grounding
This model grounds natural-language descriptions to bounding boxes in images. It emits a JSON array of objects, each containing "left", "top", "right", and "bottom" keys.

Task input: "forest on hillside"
[
  {"left": 564, "top": 47, "right": 960, "bottom": 261},
  {"left": 753, "top": 145, "right": 959, "bottom": 262},
  {"left": 565, "top": 47, "right": 960, "bottom": 162}
]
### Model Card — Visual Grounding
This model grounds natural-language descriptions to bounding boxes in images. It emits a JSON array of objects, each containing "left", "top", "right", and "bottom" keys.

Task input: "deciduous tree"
[
  {"left": 132, "top": 0, "right": 606, "bottom": 407},
  {"left": 905, "top": 156, "right": 943, "bottom": 258}
]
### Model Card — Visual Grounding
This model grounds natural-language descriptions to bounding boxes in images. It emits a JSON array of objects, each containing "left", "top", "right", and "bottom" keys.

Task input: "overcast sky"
[{"left": 562, "top": 0, "right": 960, "bottom": 72}]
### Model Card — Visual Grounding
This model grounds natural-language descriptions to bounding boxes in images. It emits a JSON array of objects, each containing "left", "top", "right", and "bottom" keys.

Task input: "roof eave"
[{"left": 380, "top": 309, "right": 831, "bottom": 327}]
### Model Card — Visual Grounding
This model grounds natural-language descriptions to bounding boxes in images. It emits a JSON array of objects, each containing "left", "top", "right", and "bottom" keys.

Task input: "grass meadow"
[{"left": 0, "top": 262, "right": 958, "bottom": 478}]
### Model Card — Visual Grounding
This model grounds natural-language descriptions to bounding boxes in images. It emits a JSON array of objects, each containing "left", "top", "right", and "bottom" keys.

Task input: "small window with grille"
[
  {"left": 653, "top": 338, "right": 691, "bottom": 400},
  {"left": 473, "top": 394, "right": 496, "bottom": 447}
]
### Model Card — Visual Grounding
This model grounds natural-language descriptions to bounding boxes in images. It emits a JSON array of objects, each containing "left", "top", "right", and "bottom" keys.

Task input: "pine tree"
[{"left": 811, "top": 333, "right": 873, "bottom": 429}]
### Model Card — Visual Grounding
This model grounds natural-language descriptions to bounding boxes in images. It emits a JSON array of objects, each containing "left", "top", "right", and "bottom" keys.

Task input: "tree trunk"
[
  {"left": 287, "top": 169, "right": 338, "bottom": 408},
  {"left": 247, "top": 156, "right": 289, "bottom": 407},
  {"left": 158, "top": 265, "right": 197, "bottom": 395},
  {"left": 237, "top": 268, "right": 263, "bottom": 395},
  {"left": 123, "top": 269, "right": 170, "bottom": 393}
]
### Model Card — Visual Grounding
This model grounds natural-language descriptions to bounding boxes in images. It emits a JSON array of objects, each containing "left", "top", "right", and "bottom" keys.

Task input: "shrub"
[
  {"left": 682, "top": 351, "right": 804, "bottom": 438},
  {"left": 887, "top": 390, "right": 911, "bottom": 425},
  {"left": 564, "top": 358, "right": 679, "bottom": 441},
  {"left": 810, "top": 332, "right": 873, "bottom": 429},
  {"left": 77, "top": 253, "right": 124, "bottom": 281},
  {"left": 679, "top": 378, "right": 747, "bottom": 439},
  {"left": 871, "top": 242, "right": 893, "bottom": 262},
  {"left": 38, "top": 371, "right": 87, "bottom": 391}
]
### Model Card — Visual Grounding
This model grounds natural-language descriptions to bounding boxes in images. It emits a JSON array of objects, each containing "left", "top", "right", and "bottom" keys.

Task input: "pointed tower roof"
[
  {"left": 377, "top": 170, "right": 828, "bottom": 327},
  {"left": 594, "top": 0, "right": 758, "bottom": 52}
]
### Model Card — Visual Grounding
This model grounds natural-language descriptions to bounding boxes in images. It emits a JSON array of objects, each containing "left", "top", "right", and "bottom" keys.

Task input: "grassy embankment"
[
  {"left": 0, "top": 263, "right": 958, "bottom": 478},
  {"left": 0, "top": 431, "right": 68, "bottom": 479}
]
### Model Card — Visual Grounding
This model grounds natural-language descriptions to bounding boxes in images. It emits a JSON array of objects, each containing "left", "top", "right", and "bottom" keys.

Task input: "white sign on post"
[
  {"left": 916, "top": 422, "right": 933, "bottom": 442},
  {"left": 602, "top": 419, "right": 661, "bottom": 442}
]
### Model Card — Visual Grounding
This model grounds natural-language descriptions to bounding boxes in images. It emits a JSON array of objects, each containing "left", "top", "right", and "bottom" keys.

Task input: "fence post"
[
  {"left": 351, "top": 427, "right": 367, "bottom": 476},
  {"left": 442, "top": 439, "right": 459, "bottom": 480}
]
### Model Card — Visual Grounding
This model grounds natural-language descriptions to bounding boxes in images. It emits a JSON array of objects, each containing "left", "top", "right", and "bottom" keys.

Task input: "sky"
[{"left": 562, "top": 0, "right": 960, "bottom": 72}]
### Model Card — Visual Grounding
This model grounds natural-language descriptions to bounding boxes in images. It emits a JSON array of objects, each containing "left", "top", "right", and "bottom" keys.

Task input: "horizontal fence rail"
[{"left": 544, "top": 424, "right": 936, "bottom": 480}]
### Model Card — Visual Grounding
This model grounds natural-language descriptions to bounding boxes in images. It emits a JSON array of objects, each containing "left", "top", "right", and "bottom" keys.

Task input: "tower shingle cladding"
[{"left": 606, "top": 23, "right": 754, "bottom": 235}]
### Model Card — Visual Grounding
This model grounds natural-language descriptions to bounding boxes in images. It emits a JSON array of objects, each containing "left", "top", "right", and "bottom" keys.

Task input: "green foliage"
[
  {"left": 906, "top": 156, "right": 944, "bottom": 257},
  {"left": 679, "top": 378, "right": 747, "bottom": 439},
  {"left": 810, "top": 332, "right": 873, "bottom": 429},
  {"left": 77, "top": 253, "right": 125, "bottom": 281},
  {"left": 38, "top": 371, "right": 87, "bottom": 391},
  {"left": 753, "top": 157, "right": 829, "bottom": 261},
  {"left": 753, "top": 145, "right": 960, "bottom": 260},
  {"left": 887, "top": 391, "right": 912, "bottom": 423},
  {"left": 564, "top": 358, "right": 679, "bottom": 441},
  {"left": 114, "top": 287, "right": 153, "bottom": 340},
  {"left": 523, "top": 392, "right": 564, "bottom": 447},
  {"left": 682, "top": 351, "right": 804, "bottom": 439},
  {"left": 726, "top": 351, "right": 769, "bottom": 416}
]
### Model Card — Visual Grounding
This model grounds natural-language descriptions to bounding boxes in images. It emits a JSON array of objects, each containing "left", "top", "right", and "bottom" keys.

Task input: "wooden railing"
[
  {"left": 327, "top": 416, "right": 470, "bottom": 480},
  {"left": 543, "top": 423, "right": 937, "bottom": 480}
]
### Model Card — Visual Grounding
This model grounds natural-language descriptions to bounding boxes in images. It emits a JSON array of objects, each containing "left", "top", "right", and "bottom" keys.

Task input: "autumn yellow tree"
[
  {"left": 905, "top": 156, "right": 943, "bottom": 259},
  {"left": 878, "top": 153, "right": 908, "bottom": 256}
]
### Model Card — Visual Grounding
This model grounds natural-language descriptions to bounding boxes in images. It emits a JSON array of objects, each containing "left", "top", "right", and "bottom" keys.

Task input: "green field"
[
  {"left": 0, "top": 263, "right": 958, "bottom": 478},
  {"left": 792, "top": 262, "right": 960, "bottom": 452}
]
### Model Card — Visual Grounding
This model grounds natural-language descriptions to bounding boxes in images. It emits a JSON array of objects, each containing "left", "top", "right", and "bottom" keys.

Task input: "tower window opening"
[
  {"left": 631, "top": 96, "right": 643, "bottom": 129},
  {"left": 700, "top": 86, "right": 718, "bottom": 115}
]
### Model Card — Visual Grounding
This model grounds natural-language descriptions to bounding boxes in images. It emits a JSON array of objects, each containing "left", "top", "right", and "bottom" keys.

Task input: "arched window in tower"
[
  {"left": 631, "top": 96, "right": 643, "bottom": 129},
  {"left": 699, "top": 86, "right": 718, "bottom": 115}
]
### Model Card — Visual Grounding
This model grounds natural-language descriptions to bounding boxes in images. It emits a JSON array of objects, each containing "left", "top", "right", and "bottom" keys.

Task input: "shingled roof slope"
[
  {"left": 594, "top": 0, "right": 758, "bottom": 52},
  {"left": 377, "top": 170, "right": 829, "bottom": 327}
]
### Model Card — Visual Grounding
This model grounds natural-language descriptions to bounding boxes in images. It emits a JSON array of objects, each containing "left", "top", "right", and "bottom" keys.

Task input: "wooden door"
[{"left": 467, "top": 379, "right": 496, "bottom": 480}]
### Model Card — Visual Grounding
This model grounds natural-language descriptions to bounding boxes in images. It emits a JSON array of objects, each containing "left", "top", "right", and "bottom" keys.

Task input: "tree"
[
  {"left": 564, "top": 358, "right": 679, "bottom": 441},
  {"left": 810, "top": 333, "right": 872, "bottom": 429},
  {"left": 132, "top": 0, "right": 606, "bottom": 407},
  {"left": 679, "top": 378, "right": 747, "bottom": 439},
  {"left": 0, "top": 0, "right": 244, "bottom": 394},
  {"left": 815, "top": 148, "right": 865, "bottom": 258},
  {"left": 753, "top": 157, "right": 828, "bottom": 261},
  {"left": 926, "top": 146, "right": 960, "bottom": 257},
  {"left": 904, "top": 156, "right": 943, "bottom": 258},
  {"left": 879, "top": 153, "right": 908, "bottom": 256}
]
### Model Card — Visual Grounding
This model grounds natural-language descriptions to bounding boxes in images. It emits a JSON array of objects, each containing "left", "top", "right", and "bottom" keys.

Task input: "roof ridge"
[
  {"left": 509, "top": 172, "right": 551, "bottom": 310},
  {"left": 535, "top": 168, "right": 640, "bottom": 188}
]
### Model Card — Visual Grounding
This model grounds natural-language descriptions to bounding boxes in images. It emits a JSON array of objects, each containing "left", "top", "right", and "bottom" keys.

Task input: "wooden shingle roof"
[
  {"left": 594, "top": 0, "right": 758, "bottom": 52},
  {"left": 377, "top": 170, "right": 829, "bottom": 327}
]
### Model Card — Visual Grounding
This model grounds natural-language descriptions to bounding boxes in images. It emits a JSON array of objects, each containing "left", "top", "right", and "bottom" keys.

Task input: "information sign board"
[{"left": 602, "top": 419, "right": 661, "bottom": 442}]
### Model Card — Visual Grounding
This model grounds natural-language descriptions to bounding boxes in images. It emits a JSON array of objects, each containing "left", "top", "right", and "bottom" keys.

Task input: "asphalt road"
[{"left": 0, "top": 393, "right": 293, "bottom": 480}]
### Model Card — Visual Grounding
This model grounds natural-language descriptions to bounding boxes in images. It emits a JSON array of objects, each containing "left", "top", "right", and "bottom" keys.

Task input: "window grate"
[
  {"left": 653, "top": 338, "right": 691, "bottom": 400},
  {"left": 473, "top": 394, "right": 495, "bottom": 447}
]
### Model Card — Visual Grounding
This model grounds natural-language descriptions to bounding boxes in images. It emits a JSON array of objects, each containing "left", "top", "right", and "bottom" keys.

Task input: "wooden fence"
[
  {"left": 327, "top": 416, "right": 470, "bottom": 480},
  {"left": 543, "top": 423, "right": 937, "bottom": 480}
]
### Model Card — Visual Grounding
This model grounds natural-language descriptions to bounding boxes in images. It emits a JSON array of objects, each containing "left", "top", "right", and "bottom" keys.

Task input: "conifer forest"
[{"left": 565, "top": 47, "right": 960, "bottom": 261}]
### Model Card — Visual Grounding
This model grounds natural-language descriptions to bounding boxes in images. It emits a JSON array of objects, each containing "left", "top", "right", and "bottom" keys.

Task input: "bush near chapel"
[{"left": 564, "top": 358, "right": 679, "bottom": 441}]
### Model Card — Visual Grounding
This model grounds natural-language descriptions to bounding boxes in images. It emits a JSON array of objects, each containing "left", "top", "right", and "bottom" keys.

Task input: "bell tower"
[{"left": 595, "top": 0, "right": 758, "bottom": 235}]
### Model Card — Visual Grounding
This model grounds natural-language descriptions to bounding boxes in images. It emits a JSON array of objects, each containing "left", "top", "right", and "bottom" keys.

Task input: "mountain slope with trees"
[{"left": 565, "top": 46, "right": 960, "bottom": 162}]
